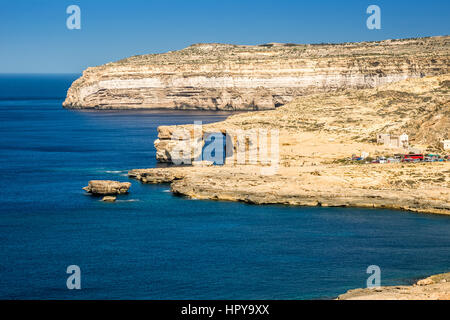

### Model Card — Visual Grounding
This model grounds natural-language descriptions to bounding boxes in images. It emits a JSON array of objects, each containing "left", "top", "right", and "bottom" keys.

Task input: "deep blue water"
[{"left": 0, "top": 74, "right": 449, "bottom": 299}]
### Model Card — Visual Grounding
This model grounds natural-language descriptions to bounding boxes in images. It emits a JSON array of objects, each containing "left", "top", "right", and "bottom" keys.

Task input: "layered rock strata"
[
  {"left": 64, "top": 36, "right": 449, "bottom": 110},
  {"left": 83, "top": 180, "right": 131, "bottom": 195}
]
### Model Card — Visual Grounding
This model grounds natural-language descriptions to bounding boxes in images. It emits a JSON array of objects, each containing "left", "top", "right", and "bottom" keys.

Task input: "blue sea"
[{"left": 0, "top": 74, "right": 449, "bottom": 299}]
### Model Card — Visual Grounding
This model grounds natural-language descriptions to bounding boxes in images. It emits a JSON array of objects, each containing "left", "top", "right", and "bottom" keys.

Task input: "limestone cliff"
[{"left": 64, "top": 36, "right": 449, "bottom": 110}]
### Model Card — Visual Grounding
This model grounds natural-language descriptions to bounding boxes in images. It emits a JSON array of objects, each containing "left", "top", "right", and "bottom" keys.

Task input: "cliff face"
[{"left": 64, "top": 36, "right": 449, "bottom": 110}]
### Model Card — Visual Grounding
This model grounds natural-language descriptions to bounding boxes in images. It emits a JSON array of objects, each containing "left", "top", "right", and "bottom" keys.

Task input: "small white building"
[
  {"left": 399, "top": 134, "right": 409, "bottom": 148},
  {"left": 377, "top": 133, "right": 409, "bottom": 149},
  {"left": 376, "top": 133, "right": 390, "bottom": 145},
  {"left": 441, "top": 140, "right": 450, "bottom": 150}
]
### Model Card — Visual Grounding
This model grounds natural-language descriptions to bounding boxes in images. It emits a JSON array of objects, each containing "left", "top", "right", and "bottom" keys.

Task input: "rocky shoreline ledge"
[
  {"left": 337, "top": 272, "right": 450, "bottom": 300},
  {"left": 128, "top": 163, "right": 450, "bottom": 215}
]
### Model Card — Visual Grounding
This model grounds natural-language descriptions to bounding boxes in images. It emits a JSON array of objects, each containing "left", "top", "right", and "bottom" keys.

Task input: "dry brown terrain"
[{"left": 338, "top": 273, "right": 450, "bottom": 300}]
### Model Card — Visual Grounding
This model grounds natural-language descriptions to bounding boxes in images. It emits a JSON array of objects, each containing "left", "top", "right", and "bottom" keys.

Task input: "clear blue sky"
[{"left": 1, "top": 0, "right": 449, "bottom": 73}]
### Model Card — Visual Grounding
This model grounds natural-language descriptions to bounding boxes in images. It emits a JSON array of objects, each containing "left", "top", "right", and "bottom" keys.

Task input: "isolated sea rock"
[
  {"left": 63, "top": 36, "right": 449, "bottom": 111},
  {"left": 83, "top": 180, "right": 131, "bottom": 195},
  {"left": 101, "top": 196, "right": 117, "bottom": 202}
]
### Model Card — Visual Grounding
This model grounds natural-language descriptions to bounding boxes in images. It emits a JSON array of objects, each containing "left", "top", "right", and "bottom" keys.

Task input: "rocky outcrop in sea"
[{"left": 83, "top": 180, "right": 131, "bottom": 195}]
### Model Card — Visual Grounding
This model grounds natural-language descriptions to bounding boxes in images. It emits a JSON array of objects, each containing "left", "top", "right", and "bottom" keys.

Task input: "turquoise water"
[{"left": 0, "top": 74, "right": 449, "bottom": 299}]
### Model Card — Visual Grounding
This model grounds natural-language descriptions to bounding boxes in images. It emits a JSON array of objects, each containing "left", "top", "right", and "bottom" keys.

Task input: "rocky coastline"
[
  {"left": 129, "top": 74, "right": 450, "bottom": 216},
  {"left": 72, "top": 37, "right": 449, "bottom": 300},
  {"left": 337, "top": 272, "right": 450, "bottom": 300},
  {"left": 128, "top": 163, "right": 450, "bottom": 215}
]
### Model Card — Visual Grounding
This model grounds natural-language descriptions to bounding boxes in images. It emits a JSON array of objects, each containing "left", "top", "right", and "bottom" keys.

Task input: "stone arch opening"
[{"left": 202, "top": 132, "right": 234, "bottom": 165}]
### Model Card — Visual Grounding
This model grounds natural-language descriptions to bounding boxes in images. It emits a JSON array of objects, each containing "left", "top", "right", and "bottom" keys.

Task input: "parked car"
[
  {"left": 402, "top": 154, "right": 424, "bottom": 162},
  {"left": 378, "top": 157, "right": 387, "bottom": 164}
]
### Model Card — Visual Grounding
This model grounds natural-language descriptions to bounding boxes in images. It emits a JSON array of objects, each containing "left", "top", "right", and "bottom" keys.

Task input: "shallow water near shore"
[{"left": 0, "top": 74, "right": 449, "bottom": 299}]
